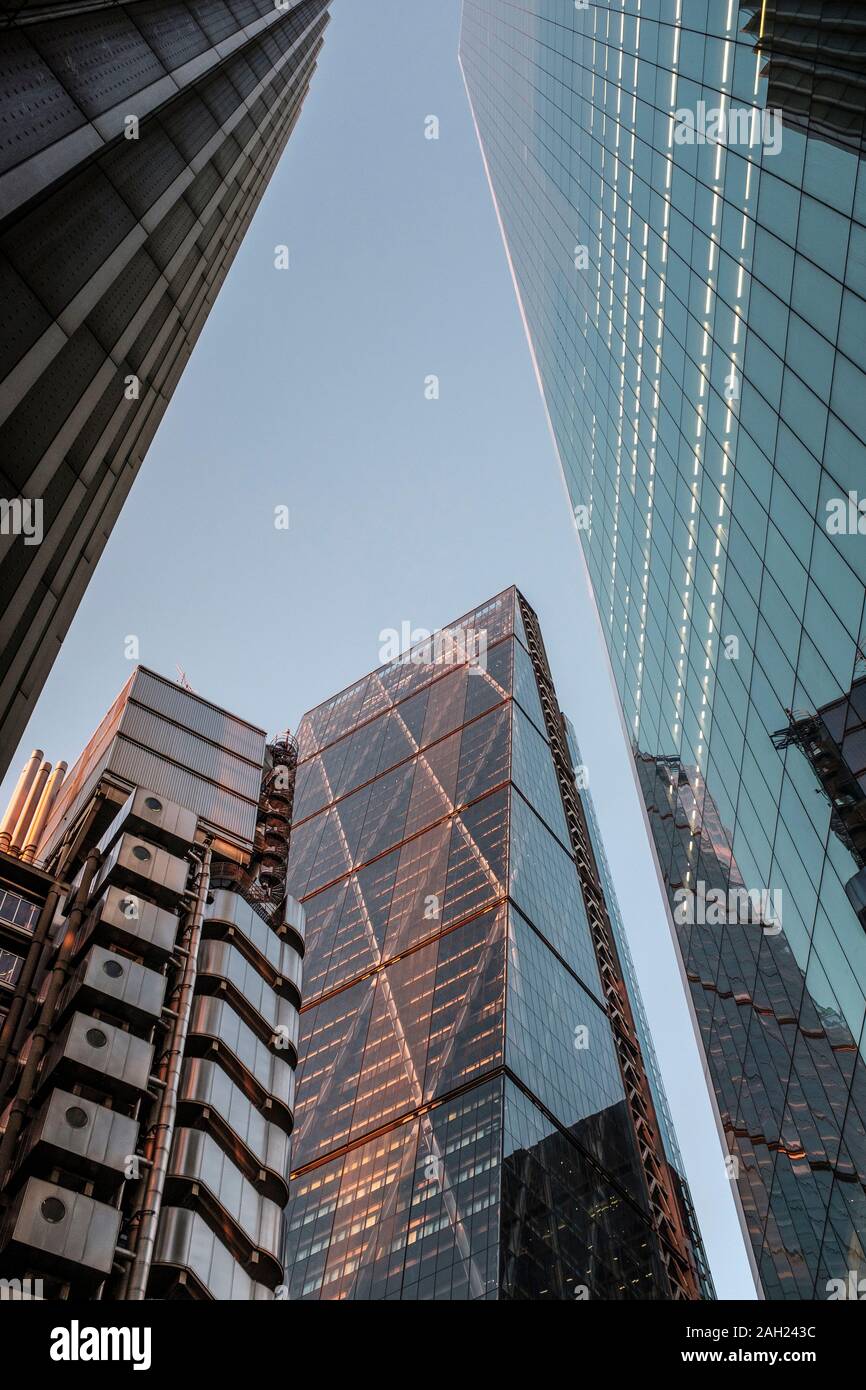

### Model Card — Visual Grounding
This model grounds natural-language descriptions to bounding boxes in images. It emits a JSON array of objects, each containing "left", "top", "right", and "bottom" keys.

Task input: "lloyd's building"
[{"left": 0, "top": 668, "right": 304, "bottom": 1299}]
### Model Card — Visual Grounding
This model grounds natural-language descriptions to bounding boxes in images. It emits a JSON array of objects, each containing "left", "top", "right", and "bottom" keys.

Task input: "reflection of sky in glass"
[{"left": 460, "top": 0, "right": 866, "bottom": 1300}]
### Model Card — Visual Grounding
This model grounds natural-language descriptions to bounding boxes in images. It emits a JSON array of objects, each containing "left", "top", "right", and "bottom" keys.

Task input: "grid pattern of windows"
[
  {"left": 511, "top": 701, "right": 572, "bottom": 848},
  {"left": 506, "top": 910, "right": 639, "bottom": 1195},
  {"left": 461, "top": 0, "right": 866, "bottom": 1297},
  {"left": 509, "top": 787, "right": 602, "bottom": 993},
  {"left": 501, "top": 1079, "right": 668, "bottom": 1299},
  {"left": 285, "top": 1079, "right": 503, "bottom": 1300},
  {"left": 0, "top": 890, "right": 38, "bottom": 933},
  {"left": 0, "top": 0, "right": 331, "bottom": 772},
  {"left": 0, "top": 888, "right": 40, "bottom": 1014},
  {"left": 283, "top": 588, "right": 700, "bottom": 1297}
]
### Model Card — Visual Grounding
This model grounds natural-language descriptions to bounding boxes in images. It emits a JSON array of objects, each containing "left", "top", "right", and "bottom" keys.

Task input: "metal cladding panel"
[
  {"left": 40, "top": 1011, "right": 154, "bottom": 1100},
  {"left": 98, "top": 787, "right": 198, "bottom": 860},
  {"left": 38, "top": 667, "right": 265, "bottom": 861},
  {"left": 3, "top": 1177, "right": 121, "bottom": 1277},
  {"left": 169, "top": 1128, "right": 283, "bottom": 1265},
  {"left": 91, "top": 834, "right": 189, "bottom": 911},
  {"left": 179, "top": 1058, "right": 291, "bottom": 1191},
  {"left": 117, "top": 702, "right": 262, "bottom": 798},
  {"left": 196, "top": 939, "right": 298, "bottom": 1043},
  {"left": 284, "top": 893, "right": 305, "bottom": 945},
  {"left": 188, "top": 995, "right": 294, "bottom": 1117},
  {"left": 205, "top": 887, "right": 303, "bottom": 988},
  {"left": 37, "top": 677, "right": 135, "bottom": 859},
  {"left": 60, "top": 944, "right": 166, "bottom": 1028},
  {"left": 130, "top": 669, "right": 267, "bottom": 764},
  {"left": 107, "top": 740, "right": 259, "bottom": 848},
  {"left": 153, "top": 1208, "right": 274, "bottom": 1300},
  {"left": 18, "top": 1087, "right": 139, "bottom": 1177},
  {"left": 78, "top": 884, "right": 179, "bottom": 964},
  {"left": 37, "top": 749, "right": 114, "bottom": 866}
]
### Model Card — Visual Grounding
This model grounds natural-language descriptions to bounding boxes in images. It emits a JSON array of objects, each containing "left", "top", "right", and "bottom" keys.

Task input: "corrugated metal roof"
[
  {"left": 109, "top": 741, "right": 258, "bottom": 845},
  {"left": 38, "top": 667, "right": 267, "bottom": 860},
  {"left": 118, "top": 703, "right": 262, "bottom": 799},
  {"left": 132, "top": 670, "right": 266, "bottom": 763}
]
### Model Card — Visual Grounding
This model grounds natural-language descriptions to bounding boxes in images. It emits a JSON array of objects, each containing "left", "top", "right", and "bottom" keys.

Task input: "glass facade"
[
  {"left": 460, "top": 1, "right": 866, "bottom": 1297},
  {"left": 282, "top": 587, "right": 708, "bottom": 1299},
  {"left": 0, "top": 0, "right": 330, "bottom": 776}
]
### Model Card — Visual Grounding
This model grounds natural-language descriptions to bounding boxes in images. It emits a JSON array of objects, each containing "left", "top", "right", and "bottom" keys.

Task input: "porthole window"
[
  {"left": 41, "top": 1197, "right": 66, "bottom": 1224},
  {"left": 86, "top": 1027, "right": 108, "bottom": 1049},
  {"left": 65, "top": 1106, "right": 89, "bottom": 1130},
  {"left": 102, "top": 958, "right": 124, "bottom": 979},
  {"left": 131, "top": 845, "right": 151, "bottom": 862},
  {"left": 144, "top": 796, "right": 162, "bottom": 812}
]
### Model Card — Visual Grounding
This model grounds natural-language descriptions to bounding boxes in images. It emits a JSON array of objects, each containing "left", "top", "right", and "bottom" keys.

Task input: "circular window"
[
  {"left": 41, "top": 1197, "right": 66, "bottom": 1224},
  {"left": 144, "top": 796, "right": 162, "bottom": 812},
  {"left": 65, "top": 1106, "right": 89, "bottom": 1130},
  {"left": 102, "top": 958, "right": 124, "bottom": 979},
  {"left": 131, "top": 845, "right": 151, "bottom": 862},
  {"left": 86, "top": 1027, "right": 108, "bottom": 1049}
]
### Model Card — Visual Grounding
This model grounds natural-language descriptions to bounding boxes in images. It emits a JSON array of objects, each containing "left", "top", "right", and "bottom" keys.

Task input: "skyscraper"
[
  {"left": 460, "top": 3, "right": 866, "bottom": 1296},
  {"left": 282, "top": 587, "right": 710, "bottom": 1300},
  {"left": 0, "top": 0, "right": 330, "bottom": 774},
  {"left": 0, "top": 667, "right": 303, "bottom": 1299}
]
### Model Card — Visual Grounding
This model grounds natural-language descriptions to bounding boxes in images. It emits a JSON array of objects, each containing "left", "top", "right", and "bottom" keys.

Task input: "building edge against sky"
[
  {"left": 566, "top": 713, "right": 712, "bottom": 1290},
  {"left": 0, "top": 590, "right": 714, "bottom": 1300},
  {"left": 0, "top": 0, "right": 331, "bottom": 779},
  {"left": 459, "top": 1, "right": 866, "bottom": 1297},
  {"left": 0, "top": 667, "right": 304, "bottom": 1299},
  {"left": 281, "top": 585, "right": 712, "bottom": 1299}
]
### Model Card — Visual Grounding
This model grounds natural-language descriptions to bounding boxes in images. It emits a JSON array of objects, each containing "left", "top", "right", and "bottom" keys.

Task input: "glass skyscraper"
[
  {"left": 0, "top": 0, "right": 330, "bottom": 776},
  {"left": 460, "top": 2, "right": 866, "bottom": 1297},
  {"left": 281, "top": 587, "right": 710, "bottom": 1299}
]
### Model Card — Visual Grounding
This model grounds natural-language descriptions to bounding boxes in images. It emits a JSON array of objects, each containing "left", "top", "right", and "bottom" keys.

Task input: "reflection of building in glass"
[
  {"left": 568, "top": 725, "right": 712, "bottom": 1294},
  {"left": 282, "top": 588, "right": 709, "bottom": 1300},
  {"left": 0, "top": 669, "right": 303, "bottom": 1300},
  {"left": 638, "top": 750, "right": 866, "bottom": 1300},
  {"left": 740, "top": 2, "right": 866, "bottom": 150},
  {"left": 461, "top": 0, "right": 866, "bottom": 1299},
  {"left": 774, "top": 675, "right": 866, "bottom": 910},
  {"left": 0, "top": 0, "right": 331, "bottom": 777}
]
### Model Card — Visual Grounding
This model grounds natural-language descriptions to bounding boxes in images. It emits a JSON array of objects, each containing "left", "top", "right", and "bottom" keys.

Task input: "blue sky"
[{"left": 3, "top": 0, "right": 754, "bottom": 1296}]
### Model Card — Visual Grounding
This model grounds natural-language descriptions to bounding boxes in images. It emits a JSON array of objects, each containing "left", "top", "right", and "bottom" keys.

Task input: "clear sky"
[{"left": 3, "top": 0, "right": 755, "bottom": 1297}]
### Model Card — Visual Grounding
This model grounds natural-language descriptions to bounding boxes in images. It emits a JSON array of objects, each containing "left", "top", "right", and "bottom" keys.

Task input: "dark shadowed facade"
[{"left": 0, "top": 0, "right": 330, "bottom": 772}]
